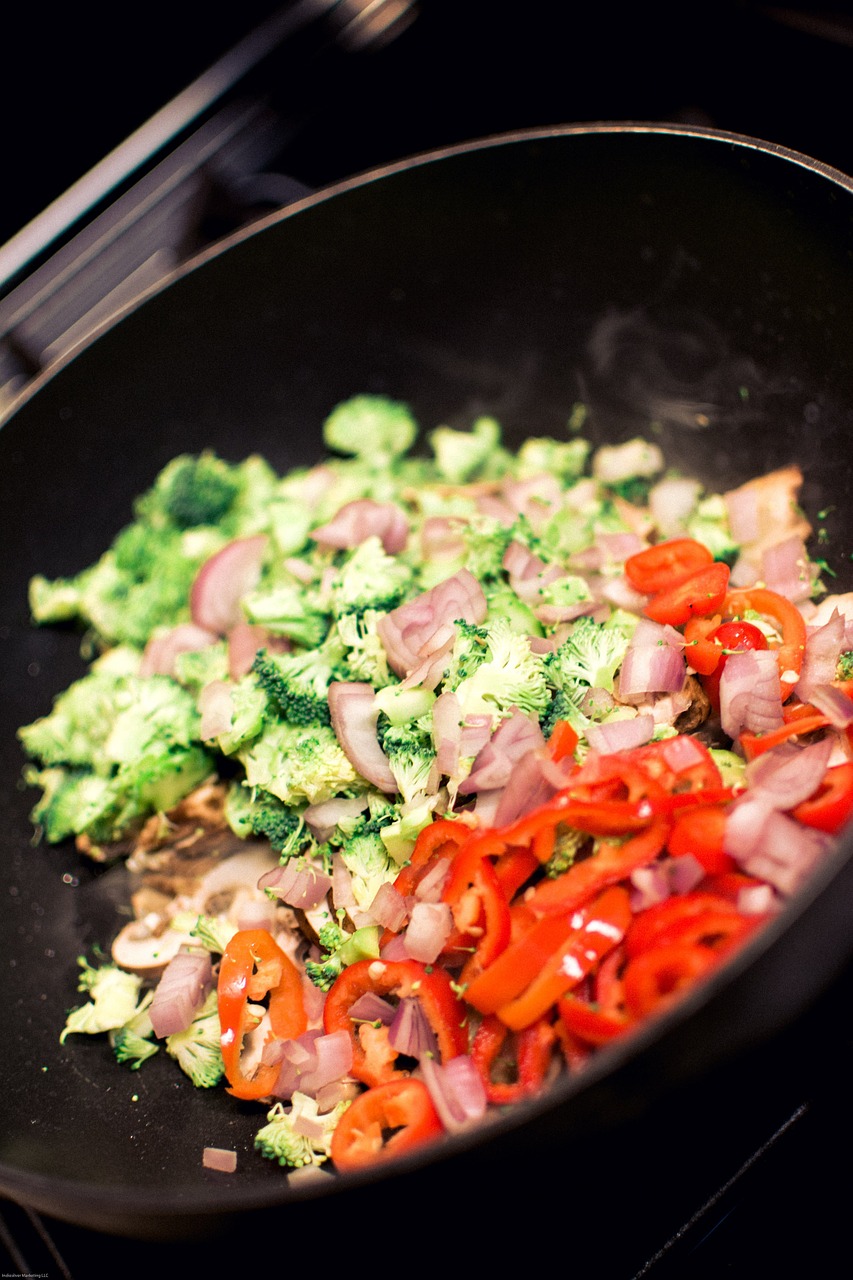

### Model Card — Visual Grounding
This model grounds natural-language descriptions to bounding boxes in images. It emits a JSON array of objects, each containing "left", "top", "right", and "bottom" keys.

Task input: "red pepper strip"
[
  {"left": 723, "top": 586, "right": 807, "bottom": 682},
  {"left": 668, "top": 804, "right": 737, "bottom": 875},
  {"left": 792, "top": 761, "right": 853, "bottom": 834},
  {"left": 323, "top": 958, "right": 468, "bottom": 1087},
  {"left": 393, "top": 817, "right": 469, "bottom": 898},
  {"left": 625, "top": 892, "right": 743, "bottom": 958},
  {"left": 624, "top": 537, "right": 714, "bottom": 596},
  {"left": 217, "top": 928, "right": 308, "bottom": 1101},
  {"left": 330, "top": 1078, "right": 443, "bottom": 1171},
  {"left": 683, "top": 614, "right": 724, "bottom": 675},
  {"left": 701, "top": 871, "right": 768, "bottom": 902},
  {"left": 622, "top": 942, "right": 721, "bottom": 1019},
  {"left": 441, "top": 847, "right": 512, "bottom": 982},
  {"left": 549, "top": 719, "right": 579, "bottom": 762},
  {"left": 464, "top": 910, "right": 580, "bottom": 1015},
  {"left": 496, "top": 886, "right": 633, "bottom": 1031},
  {"left": 740, "top": 713, "right": 830, "bottom": 760},
  {"left": 493, "top": 846, "right": 540, "bottom": 899},
  {"left": 470, "top": 1014, "right": 557, "bottom": 1104},
  {"left": 557, "top": 992, "right": 634, "bottom": 1045},
  {"left": 643, "top": 562, "right": 730, "bottom": 627},
  {"left": 525, "top": 819, "right": 670, "bottom": 918}
]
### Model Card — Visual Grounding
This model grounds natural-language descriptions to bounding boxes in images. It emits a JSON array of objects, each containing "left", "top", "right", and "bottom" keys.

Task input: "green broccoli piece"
[
  {"left": 241, "top": 721, "right": 365, "bottom": 808},
  {"left": 839, "top": 651, "right": 853, "bottom": 681},
  {"left": 60, "top": 956, "right": 144, "bottom": 1043},
  {"left": 207, "top": 675, "right": 268, "bottom": 756},
  {"left": 540, "top": 687, "right": 588, "bottom": 740},
  {"left": 338, "top": 813, "right": 399, "bottom": 911},
  {"left": 448, "top": 617, "right": 551, "bottom": 724},
  {"left": 304, "top": 922, "right": 381, "bottom": 992},
  {"left": 172, "top": 641, "right": 230, "bottom": 694},
  {"left": 165, "top": 989, "right": 225, "bottom": 1088},
  {"left": 543, "top": 827, "right": 588, "bottom": 879},
  {"left": 251, "top": 633, "right": 348, "bottom": 727},
  {"left": 379, "top": 716, "right": 437, "bottom": 805},
  {"left": 461, "top": 516, "right": 517, "bottom": 584},
  {"left": 545, "top": 615, "right": 633, "bottom": 699},
  {"left": 152, "top": 453, "right": 241, "bottom": 530},
  {"left": 255, "top": 1093, "right": 351, "bottom": 1168},
  {"left": 686, "top": 493, "right": 740, "bottom": 565},
  {"left": 110, "top": 991, "right": 159, "bottom": 1069},
  {"left": 247, "top": 797, "right": 309, "bottom": 859},
  {"left": 428, "top": 416, "right": 510, "bottom": 484},
  {"left": 322, "top": 394, "right": 418, "bottom": 462},
  {"left": 326, "top": 537, "right": 413, "bottom": 617},
  {"left": 335, "top": 610, "right": 395, "bottom": 687},
  {"left": 514, "top": 436, "right": 591, "bottom": 484},
  {"left": 242, "top": 583, "right": 330, "bottom": 648}
]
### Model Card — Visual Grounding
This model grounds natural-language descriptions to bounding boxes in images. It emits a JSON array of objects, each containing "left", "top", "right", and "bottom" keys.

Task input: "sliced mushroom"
[{"left": 111, "top": 917, "right": 197, "bottom": 977}]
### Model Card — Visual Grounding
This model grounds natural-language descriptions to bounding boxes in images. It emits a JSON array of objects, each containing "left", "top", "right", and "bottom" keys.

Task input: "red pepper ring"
[
  {"left": 217, "top": 928, "right": 308, "bottom": 1101},
  {"left": 557, "top": 992, "right": 634, "bottom": 1045},
  {"left": 441, "top": 845, "right": 512, "bottom": 982},
  {"left": 330, "top": 1078, "right": 443, "bottom": 1171},
  {"left": 470, "top": 1013, "right": 557, "bottom": 1104},
  {"left": 323, "top": 958, "right": 468, "bottom": 1088},
  {"left": 525, "top": 818, "right": 670, "bottom": 918},
  {"left": 622, "top": 942, "right": 721, "bottom": 1019},
  {"left": 792, "top": 761, "right": 853, "bottom": 834}
]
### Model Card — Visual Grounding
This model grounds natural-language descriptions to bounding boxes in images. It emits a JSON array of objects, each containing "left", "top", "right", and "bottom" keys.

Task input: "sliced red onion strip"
[
  {"left": 719, "top": 649, "right": 784, "bottom": 741},
  {"left": 139, "top": 622, "right": 219, "bottom": 678},
  {"left": 312, "top": 499, "right": 409, "bottom": 555},
  {"left": 190, "top": 535, "right": 268, "bottom": 635},
  {"left": 149, "top": 948, "right": 213, "bottom": 1039},
  {"left": 458, "top": 710, "right": 545, "bottom": 795},
  {"left": 368, "top": 880, "right": 409, "bottom": 932},
  {"left": 585, "top": 714, "right": 654, "bottom": 755},
  {"left": 303, "top": 794, "right": 369, "bottom": 842},
  {"left": 724, "top": 797, "right": 832, "bottom": 896},
  {"left": 388, "top": 996, "right": 439, "bottom": 1060},
  {"left": 347, "top": 992, "right": 396, "bottom": 1024},
  {"left": 745, "top": 737, "right": 834, "bottom": 811},
  {"left": 403, "top": 901, "right": 453, "bottom": 963},
  {"left": 258, "top": 861, "right": 333, "bottom": 911},
  {"left": 327, "top": 680, "right": 397, "bottom": 792},
  {"left": 377, "top": 569, "right": 487, "bottom": 678},
  {"left": 420, "top": 1054, "right": 489, "bottom": 1133},
  {"left": 796, "top": 609, "right": 847, "bottom": 702},
  {"left": 808, "top": 683, "right": 853, "bottom": 728}
]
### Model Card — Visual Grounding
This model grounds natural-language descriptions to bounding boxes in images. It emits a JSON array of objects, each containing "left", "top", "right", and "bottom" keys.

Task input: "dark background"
[{"left": 4, "top": 1, "right": 853, "bottom": 251}]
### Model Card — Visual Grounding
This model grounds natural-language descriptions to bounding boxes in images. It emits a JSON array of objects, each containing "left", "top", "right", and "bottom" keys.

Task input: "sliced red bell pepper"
[
  {"left": 470, "top": 1013, "right": 557, "bottom": 1104},
  {"left": 683, "top": 614, "right": 724, "bottom": 675},
  {"left": 392, "top": 817, "right": 469, "bottom": 898},
  {"left": 557, "top": 991, "right": 634, "bottom": 1045},
  {"left": 792, "top": 761, "right": 853, "bottom": 834},
  {"left": 330, "top": 1078, "right": 443, "bottom": 1171},
  {"left": 441, "top": 842, "right": 512, "bottom": 982},
  {"left": 464, "top": 909, "right": 581, "bottom": 1015},
  {"left": 624, "top": 537, "right": 714, "bottom": 596},
  {"left": 323, "top": 958, "right": 468, "bottom": 1087},
  {"left": 668, "top": 804, "right": 737, "bottom": 875},
  {"left": 643, "top": 562, "right": 731, "bottom": 627},
  {"left": 217, "top": 928, "right": 308, "bottom": 1101},
  {"left": 496, "top": 885, "right": 633, "bottom": 1031},
  {"left": 622, "top": 942, "right": 720, "bottom": 1019},
  {"left": 524, "top": 819, "right": 670, "bottom": 918},
  {"left": 625, "top": 890, "right": 763, "bottom": 959},
  {"left": 548, "top": 719, "right": 579, "bottom": 762}
]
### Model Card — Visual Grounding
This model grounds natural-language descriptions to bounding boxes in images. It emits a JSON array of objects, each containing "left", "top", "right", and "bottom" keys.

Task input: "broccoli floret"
[
  {"left": 326, "top": 537, "right": 413, "bottom": 617},
  {"left": 540, "top": 688, "right": 587, "bottom": 740},
  {"left": 839, "top": 651, "right": 853, "bottom": 681},
  {"left": 255, "top": 1093, "right": 351, "bottom": 1168},
  {"left": 207, "top": 675, "right": 268, "bottom": 756},
  {"left": 461, "top": 516, "right": 516, "bottom": 584},
  {"left": 514, "top": 436, "right": 591, "bottom": 484},
  {"left": 183, "top": 912, "right": 237, "bottom": 954},
  {"left": 304, "top": 923, "right": 381, "bottom": 992},
  {"left": 686, "top": 493, "right": 740, "bottom": 565},
  {"left": 338, "top": 814, "right": 399, "bottom": 911},
  {"left": 448, "top": 617, "right": 551, "bottom": 724},
  {"left": 429, "top": 416, "right": 510, "bottom": 484},
  {"left": 335, "top": 610, "right": 395, "bottom": 687},
  {"left": 172, "top": 641, "right": 230, "bottom": 694},
  {"left": 545, "top": 615, "right": 633, "bottom": 698},
  {"left": 322, "top": 394, "right": 418, "bottom": 463},
  {"left": 379, "top": 716, "right": 437, "bottom": 805},
  {"left": 241, "top": 721, "right": 365, "bottom": 808},
  {"left": 110, "top": 991, "right": 159, "bottom": 1068},
  {"left": 154, "top": 453, "right": 241, "bottom": 529},
  {"left": 592, "top": 439, "right": 665, "bottom": 487},
  {"left": 165, "top": 989, "right": 225, "bottom": 1088},
  {"left": 543, "top": 827, "right": 588, "bottom": 878},
  {"left": 60, "top": 956, "right": 144, "bottom": 1043},
  {"left": 242, "top": 583, "right": 329, "bottom": 648},
  {"left": 247, "top": 797, "right": 309, "bottom": 859},
  {"left": 252, "top": 634, "right": 347, "bottom": 727},
  {"left": 19, "top": 669, "right": 215, "bottom": 845}
]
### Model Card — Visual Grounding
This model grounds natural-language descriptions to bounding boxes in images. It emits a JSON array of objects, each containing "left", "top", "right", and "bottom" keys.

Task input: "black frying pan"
[{"left": 2, "top": 123, "right": 853, "bottom": 1251}]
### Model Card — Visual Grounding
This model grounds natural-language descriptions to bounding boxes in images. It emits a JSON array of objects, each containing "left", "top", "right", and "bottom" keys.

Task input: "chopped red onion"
[
  {"left": 808, "top": 684, "right": 853, "bottom": 728},
  {"left": 327, "top": 681, "right": 397, "bottom": 792},
  {"left": 419, "top": 1054, "right": 488, "bottom": 1133},
  {"left": 618, "top": 633, "right": 686, "bottom": 700},
  {"left": 190, "top": 535, "right": 269, "bottom": 635},
  {"left": 724, "top": 797, "right": 832, "bottom": 896},
  {"left": 258, "top": 860, "right": 333, "bottom": 911},
  {"left": 761, "top": 536, "right": 813, "bottom": 603},
  {"left": 203, "top": 1147, "right": 237, "bottom": 1173},
  {"left": 585, "top": 714, "right": 654, "bottom": 755},
  {"left": 140, "top": 622, "right": 219, "bottom": 678},
  {"left": 388, "top": 996, "right": 439, "bottom": 1060},
  {"left": 303, "top": 795, "right": 369, "bottom": 842},
  {"left": 745, "top": 737, "right": 834, "bottom": 811},
  {"left": 492, "top": 747, "right": 562, "bottom": 827},
  {"left": 719, "top": 649, "right": 784, "bottom": 740},
  {"left": 377, "top": 569, "right": 487, "bottom": 678},
  {"left": 227, "top": 620, "right": 269, "bottom": 678},
  {"left": 312, "top": 499, "right": 409, "bottom": 555},
  {"left": 414, "top": 856, "right": 453, "bottom": 903},
  {"left": 458, "top": 710, "right": 545, "bottom": 795},
  {"left": 271, "top": 1029, "right": 354, "bottom": 1101},
  {"left": 796, "top": 609, "right": 847, "bottom": 702},
  {"left": 368, "top": 880, "right": 409, "bottom": 932},
  {"left": 331, "top": 856, "right": 373, "bottom": 929},
  {"left": 403, "top": 901, "right": 453, "bottom": 963},
  {"left": 149, "top": 948, "right": 213, "bottom": 1039},
  {"left": 347, "top": 992, "right": 396, "bottom": 1024}
]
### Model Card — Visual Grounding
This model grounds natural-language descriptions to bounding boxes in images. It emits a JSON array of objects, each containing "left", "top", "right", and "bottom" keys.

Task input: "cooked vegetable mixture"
[{"left": 19, "top": 395, "right": 853, "bottom": 1172}]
